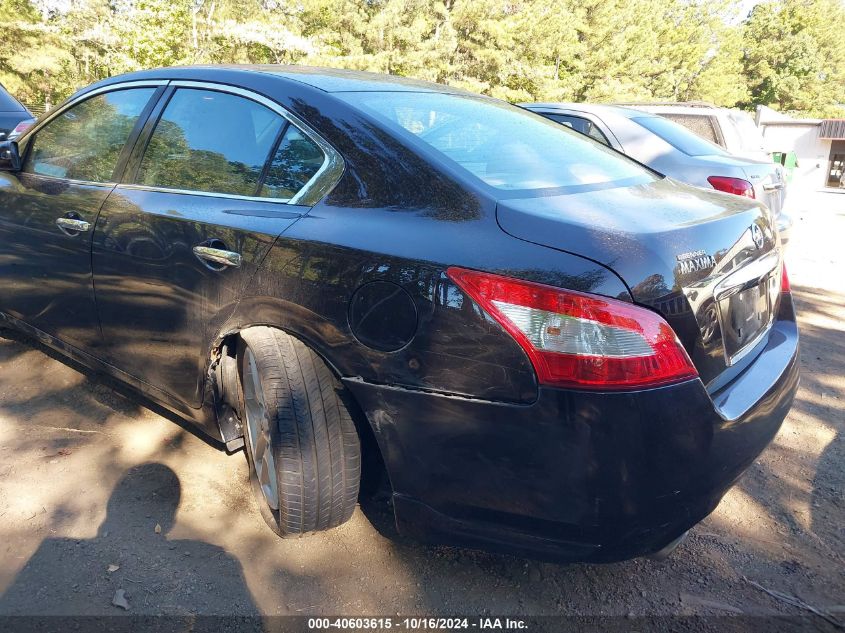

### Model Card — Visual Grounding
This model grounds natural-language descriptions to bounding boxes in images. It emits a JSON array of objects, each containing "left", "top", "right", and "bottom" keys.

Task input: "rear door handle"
[
  {"left": 56, "top": 217, "right": 91, "bottom": 234},
  {"left": 193, "top": 245, "right": 242, "bottom": 268}
]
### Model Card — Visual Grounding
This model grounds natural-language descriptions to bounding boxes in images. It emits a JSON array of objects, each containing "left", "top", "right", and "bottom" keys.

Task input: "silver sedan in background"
[{"left": 522, "top": 103, "right": 792, "bottom": 244}]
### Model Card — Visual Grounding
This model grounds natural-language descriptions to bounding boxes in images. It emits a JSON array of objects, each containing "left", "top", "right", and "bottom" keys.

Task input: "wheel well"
[
  {"left": 212, "top": 333, "right": 243, "bottom": 452},
  {"left": 211, "top": 327, "right": 390, "bottom": 497}
]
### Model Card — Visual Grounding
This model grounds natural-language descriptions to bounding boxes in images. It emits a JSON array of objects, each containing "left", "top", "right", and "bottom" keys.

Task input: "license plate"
[
  {"left": 718, "top": 275, "right": 775, "bottom": 363},
  {"left": 765, "top": 188, "right": 784, "bottom": 214}
]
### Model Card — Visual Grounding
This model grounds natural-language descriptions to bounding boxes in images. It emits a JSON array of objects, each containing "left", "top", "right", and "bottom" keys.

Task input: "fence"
[{"left": 23, "top": 103, "right": 48, "bottom": 117}]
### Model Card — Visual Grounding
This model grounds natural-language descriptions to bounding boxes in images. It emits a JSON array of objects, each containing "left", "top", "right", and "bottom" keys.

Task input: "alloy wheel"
[{"left": 242, "top": 348, "right": 279, "bottom": 510}]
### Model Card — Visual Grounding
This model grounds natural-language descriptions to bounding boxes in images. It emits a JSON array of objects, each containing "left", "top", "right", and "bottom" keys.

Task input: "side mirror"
[{"left": 0, "top": 141, "right": 21, "bottom": 171}]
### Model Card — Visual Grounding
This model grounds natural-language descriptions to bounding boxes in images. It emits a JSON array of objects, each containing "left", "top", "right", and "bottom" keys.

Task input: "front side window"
[
  {"left": 23, "top": 88, "right": 155, "bottom": 182},
  {"left": 136, "top": 89, "right": 286, "bottom": 197},
  {"left": 341, "top": 92, "right": 652, "bottom": 193}
]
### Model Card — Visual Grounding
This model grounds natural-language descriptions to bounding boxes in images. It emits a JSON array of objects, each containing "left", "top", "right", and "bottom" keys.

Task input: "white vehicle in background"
[
  {"left": 613, "top": 101, "right": 791, "bottom": 244},
  {"left": 615, "top": 102, "right": 772, "bottom": 163},
  {"left": 523, "top": 103, "right": 792, "bottom": 245}
]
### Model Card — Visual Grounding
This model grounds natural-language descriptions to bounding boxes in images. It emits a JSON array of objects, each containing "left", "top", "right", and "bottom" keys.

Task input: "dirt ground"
[{"left": 0, "top": 191, "right": 842, "bottom": 630}]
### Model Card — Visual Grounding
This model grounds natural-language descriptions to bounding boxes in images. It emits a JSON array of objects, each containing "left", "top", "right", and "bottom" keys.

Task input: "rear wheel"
[{"left": 237, "top": 327, "right": 361, "bottom": 536}]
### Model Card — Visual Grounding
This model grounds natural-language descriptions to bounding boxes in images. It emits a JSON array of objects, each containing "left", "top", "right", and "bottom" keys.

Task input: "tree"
[
  {"left": 741, "top": 0, "right": 845, "bottom": 116},
  {"left": 647, "top": 0, "right": 748, "bottom": 106},
  {"left": 0, "top": 0, "right": 71, "bottom": 106},
  {"left": 1, "top": 0, "right": 843, "bottom": 117}
]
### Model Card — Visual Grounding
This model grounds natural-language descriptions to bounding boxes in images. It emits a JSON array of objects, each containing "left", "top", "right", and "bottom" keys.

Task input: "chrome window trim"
[
  {"left": 116, "top": 182, "right": 292, "bottom": 205},
  {"left": 15, "top": 79, "right": 345, "bottom": 206},
  {"left": 140, "top": 80, "right": 344, "bottom": 207},
  {"left": 16, "top": 80, "right": 169, "bottom": 187},
  {"left": 17, "top": 172, "right": 117, "bottom": 188}
]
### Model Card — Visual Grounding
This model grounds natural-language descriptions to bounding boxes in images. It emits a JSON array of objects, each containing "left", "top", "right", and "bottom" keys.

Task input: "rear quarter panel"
[{"left": 217, "top": 93, "right": 632, "bottom": 403}]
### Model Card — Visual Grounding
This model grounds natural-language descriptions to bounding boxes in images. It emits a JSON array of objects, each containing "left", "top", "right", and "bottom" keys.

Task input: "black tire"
[{"left": 237, "top": 326, "right": 361, "bottom": 537}]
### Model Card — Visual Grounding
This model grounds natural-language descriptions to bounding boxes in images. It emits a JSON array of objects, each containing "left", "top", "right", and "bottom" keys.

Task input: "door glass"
[
  {"left": 23, "top": 88, "right": 155, "bottom": 182},
  {"left": 259, "top": 125, "right": 325, "bottom": 200},
  {"left": 137, "top": 88, "right": 284, "bottom": 196},
  {"left": 544, "top": 114, "right": 610, "bottom": 146}
]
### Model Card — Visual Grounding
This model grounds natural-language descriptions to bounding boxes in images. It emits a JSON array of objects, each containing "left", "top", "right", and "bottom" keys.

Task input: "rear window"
[
  {"left": 0, "top": 86, "right": 25, "bottom": 112},
  {"left": 660, "top": 113, "right": 721, "bottom": 145},
  {"left": 341, "top": 92, "right": 653, "bottom": 192},
  {"left": 632, "top": 116, "right": 728, "bottom": 157}
]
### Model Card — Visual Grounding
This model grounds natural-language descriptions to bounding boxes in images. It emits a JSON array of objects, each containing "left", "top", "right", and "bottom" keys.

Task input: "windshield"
[
  {"left": 340, "top": 92, "right": 655, "bottom": 192},
  {"left": 632, "top": 115, "right": 729, "bottom": 157}
]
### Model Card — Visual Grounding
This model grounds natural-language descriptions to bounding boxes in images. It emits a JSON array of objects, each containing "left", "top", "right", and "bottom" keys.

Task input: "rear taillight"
[
  {"left": 707, "top": 176, "right": 755, "bottom": 198},
  {"left": 446, "top": 267, "right": 698, "bottom": 390},
  {"left": 11, "top": 120, "right": 33, "bottom": 137},
  {"left": 781, "top": 262, "right": 790, "bottom": 293}
]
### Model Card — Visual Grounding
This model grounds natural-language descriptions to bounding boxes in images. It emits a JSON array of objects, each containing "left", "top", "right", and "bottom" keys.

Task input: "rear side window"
[
  {"left": 23, "top": 88, "right": 155, "bottom": 182},
  {"left": 660, "top": 113, "right": 722, "bottom": 147},
  {"left": 632, "top": 116, "right": 728, "bottom": 157},
  {"left": 542, "top": 113, "right": 611, "bottom": 146},
  {"left": 341, "top": 92, "right": 653, "bottom": 192},
  {"left": 260, "top": 126, "right": 325, "bottom": 200},
  {"left": 137, "top": 89, "right": 285, "bottom": 197}
]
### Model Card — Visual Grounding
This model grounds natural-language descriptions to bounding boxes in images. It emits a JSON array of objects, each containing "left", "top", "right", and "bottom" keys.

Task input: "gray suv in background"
[
  {"left": 523, "top": 103, "right": 791, "bottom": 245},
  {"left": 0, "top": 84, "right": 35, "bottom": 142}
]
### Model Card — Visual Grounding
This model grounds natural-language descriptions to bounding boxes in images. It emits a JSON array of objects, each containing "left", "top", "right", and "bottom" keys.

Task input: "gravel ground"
[{"left": 0, "top": 190, "right": 842, "bottom": 630}]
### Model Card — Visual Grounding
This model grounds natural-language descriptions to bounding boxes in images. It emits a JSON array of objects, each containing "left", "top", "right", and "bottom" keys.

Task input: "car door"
[
  {"left": 0, "top": 83, "right": 162, "bottom": 351},
  {"left": 92, "top": 82, "right": 334, "bottom": 407}
]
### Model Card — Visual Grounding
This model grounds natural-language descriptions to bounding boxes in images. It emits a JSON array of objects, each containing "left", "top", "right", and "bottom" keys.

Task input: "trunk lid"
[
  {"left": 496, "top": 177, "right": 783, "bottom": 387},
  {"left": 740, "top": 161, "right": 786, "bottom": 218}
]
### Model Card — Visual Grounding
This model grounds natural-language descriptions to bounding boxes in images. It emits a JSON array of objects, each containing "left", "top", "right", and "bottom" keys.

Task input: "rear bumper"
[{"left": 344, "top": 297, "right": 799, "bottom": 563}]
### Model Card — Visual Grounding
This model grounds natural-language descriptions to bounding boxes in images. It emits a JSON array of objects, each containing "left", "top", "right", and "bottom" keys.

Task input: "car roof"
[
  {"left": 240, "top": 65, "right": 473, "bottom": 93},
  {"left": 522, "top": 102, "right": 658, "bottom": 119},
  {"left": 615, "top": 104, "right": 720, "bottom": 116},
  {"left": 93, "top": 64, "right": 473, "bottom": 95}
]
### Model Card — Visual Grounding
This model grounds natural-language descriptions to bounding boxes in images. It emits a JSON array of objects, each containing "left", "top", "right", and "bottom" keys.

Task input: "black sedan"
[{"left": 0, "top": 66, "right": 798, "bottom": 563}]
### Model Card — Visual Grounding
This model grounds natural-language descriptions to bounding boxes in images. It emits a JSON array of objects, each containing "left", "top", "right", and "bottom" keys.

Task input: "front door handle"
[
  {"left": 193, "top": 245, "right": 242, "bottom": 269},
  {"left": 56, "top": 217, "right": 90, "bottom": 234}
]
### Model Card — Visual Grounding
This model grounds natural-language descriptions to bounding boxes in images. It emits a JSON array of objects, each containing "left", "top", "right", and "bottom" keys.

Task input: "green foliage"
[
  {"left": 1, "top": 0, "right": 843, "bottom": 117},
  {"left": 741, "top": 0, "right": 845, "bottom": 117}
]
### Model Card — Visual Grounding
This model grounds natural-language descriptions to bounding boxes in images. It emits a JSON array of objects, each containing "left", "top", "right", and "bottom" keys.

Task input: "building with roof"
[{"left": 757, "top": 106, "right": 845, "bottom": 190}]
